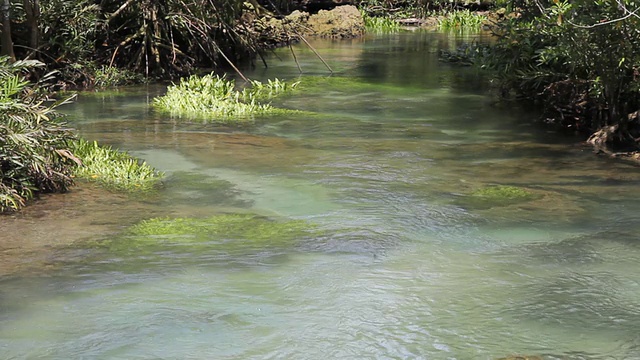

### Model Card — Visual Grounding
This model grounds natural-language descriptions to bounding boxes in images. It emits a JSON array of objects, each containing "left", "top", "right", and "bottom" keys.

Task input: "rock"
[
  {"left": 291, "top": 0, "right": 355, "bottom": 13},
  {"left": 285, "top": 10, "right": 310, "bottom": 24},
  {"left": 304, "top": 5, "right": 365, "bottom": 38},
  {"left": 250, "top": 4, "right": 364, "bottom": 48}
]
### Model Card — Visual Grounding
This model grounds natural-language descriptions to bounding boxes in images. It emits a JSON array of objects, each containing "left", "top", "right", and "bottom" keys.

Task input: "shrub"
[
  {"left": 0, "top": 57, "right": 77, "bottom": 212},
  {"left": 481, "top": 1, "right": 640, "bottom": 149}
]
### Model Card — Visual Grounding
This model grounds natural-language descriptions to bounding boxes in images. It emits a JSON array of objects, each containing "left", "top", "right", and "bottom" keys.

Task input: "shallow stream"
[{"left": 2, "top": 32, "right": 640, "bottom": 359}]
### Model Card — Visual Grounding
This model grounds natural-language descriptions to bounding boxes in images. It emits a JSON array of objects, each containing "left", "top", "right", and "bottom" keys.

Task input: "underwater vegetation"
[
  {"left": 295, "top": 75, "right": 425, "bottom": 96},
  {"left": 102, "top": 213, "right": 321, "bottom": 254},
  {"left": 458, "top": 185, "right": 541, "bottom": 209},
  {"left": 163, "top": 171, "right": 253, "bottom": 208}
]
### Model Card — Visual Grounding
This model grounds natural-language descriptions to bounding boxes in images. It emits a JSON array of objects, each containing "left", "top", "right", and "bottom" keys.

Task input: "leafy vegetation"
[
  {"left": 153, "top": 74, "right": 300, "bottom": 122},
  {"left": 1, "top": 0, "right": 270, "bottom": 82},
  {"left": 357, "top": 0, "right": 496, "bottom": 18},
  {"left": 0, "top": 57, "right": 77, "bottom": 212},
  {"left": 438, "top": 9, "right": 486, "bottom": 32},
  {"left": 71, "top": 139, "right": 163, "bottom": 193},
  {"left": 480, "top": 0, "right": 640, "bottom": 152},
  {"left": 361, "top": 9, "right": 401, "bottom": 34}
]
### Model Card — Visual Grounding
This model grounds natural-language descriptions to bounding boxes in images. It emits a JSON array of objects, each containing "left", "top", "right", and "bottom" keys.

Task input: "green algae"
[
  {"left": 295, "top": 75, "right": 425, "bottom": 96},
  {"left": 459, "top": 185, "right": 541, "bottom": 209},
  {"left": 103, "top": 213, "right": 320, "bottom": 254}
]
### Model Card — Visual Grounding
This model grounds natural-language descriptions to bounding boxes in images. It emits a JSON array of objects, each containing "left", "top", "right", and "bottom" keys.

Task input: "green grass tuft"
[
  {"left": 361, "top": 10, "right": 400, "bottom": 34},
  {"left": 153, "top": 74, "right": 300, "bottom": 123},
  {"left": 71, "top": 138, "right": 163, "bottom": 192},
  {"left": 438, "top": 10, "right": 486, "bottom": 32}
]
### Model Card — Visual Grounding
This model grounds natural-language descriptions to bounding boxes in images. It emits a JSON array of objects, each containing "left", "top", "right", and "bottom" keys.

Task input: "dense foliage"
[
  {"left": 482, "top": 0, "right": 640, "bottom": 150},
  {"left": 438, "top": 9, "right": 486, "bottom": 31},
  {"left": 0, "top": 56, "right": 76, "bottom": 212},
  {"left": 0, "top": 57, "right": 163, "bottom": 212},
  {"left": 358, "top": 0, "right": 500, "bottom": 17},
  {"left": 2, "top": 0, "right": 264, "bottom": 83}
]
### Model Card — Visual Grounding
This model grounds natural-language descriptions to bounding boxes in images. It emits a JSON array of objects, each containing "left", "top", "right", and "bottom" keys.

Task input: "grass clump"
[
  {"left": 153, "top": 74, "right": 300, "bottom": 123},
  {"left": 92, "top": 65, "right": 144, "bottom": 89},
  {"left": 71, "top": 138, "right": 163, "bottom": 192},
  {"left": 438, "top": 10, "right": 486, "bottom": 32},
  {"left": 361, "top": 10, "right": 400, "bottom": 34}
]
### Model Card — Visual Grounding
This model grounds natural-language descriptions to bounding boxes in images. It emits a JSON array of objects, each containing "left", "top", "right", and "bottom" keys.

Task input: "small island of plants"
[{"left": 153, "top": 74, "right": 300, "bottom": 123}]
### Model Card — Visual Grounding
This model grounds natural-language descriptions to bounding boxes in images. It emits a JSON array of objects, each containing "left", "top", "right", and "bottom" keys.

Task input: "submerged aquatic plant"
[
  {"left": 461, "top": 185, "right": 540, "bottom": 209},
  {"left": 71, "top": 139, "right": 163, "bottom": 192},
  {"left": 438, "top": 10, "right": 486, "bottom": 32},
  {"left": 153, "top": 74, "right": 300, "bottom": 123},
  {"left": 106, "top": 213, "right": 320, "bottom": 253}
]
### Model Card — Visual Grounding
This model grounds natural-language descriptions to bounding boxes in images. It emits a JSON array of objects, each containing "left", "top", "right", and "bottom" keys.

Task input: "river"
[{"left": 1, "top": 31, "right": 640, "bottom": 359}]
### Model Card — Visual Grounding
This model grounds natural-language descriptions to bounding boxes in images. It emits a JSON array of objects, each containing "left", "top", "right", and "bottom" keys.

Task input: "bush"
[
  {"left": 0, "top": 57, "right": 77, "bottom": 212},
  {"left": 481, "top": 1, "right": 640, "bottom": 149}
]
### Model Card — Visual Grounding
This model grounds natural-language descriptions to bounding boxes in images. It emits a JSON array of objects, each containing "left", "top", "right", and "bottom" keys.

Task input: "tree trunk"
[
  {"left": 1, "top": 0, "right": 15, "bottom": 61},
  {"left": 23, "top": 0, "right": 40, "bottom": 57}
]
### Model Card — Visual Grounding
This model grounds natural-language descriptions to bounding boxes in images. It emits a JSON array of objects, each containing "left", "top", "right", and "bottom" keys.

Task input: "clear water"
[{"left": 2, "top": 32, "right": 640, "bottom": 359}]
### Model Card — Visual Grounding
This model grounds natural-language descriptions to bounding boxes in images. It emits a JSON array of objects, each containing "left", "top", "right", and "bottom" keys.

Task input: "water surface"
[{"left": 2, "top": 32, "right": 640, "bottom": 359}]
